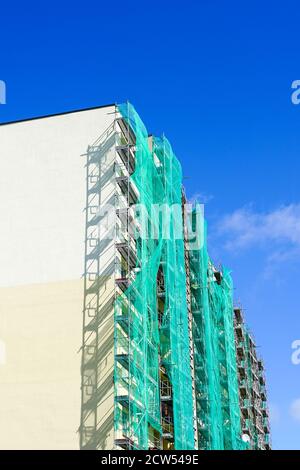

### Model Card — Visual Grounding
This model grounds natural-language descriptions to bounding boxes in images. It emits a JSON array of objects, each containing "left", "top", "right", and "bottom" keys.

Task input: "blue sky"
[{"left": 1, "top": 0, "right": 300, "bottom": 449}]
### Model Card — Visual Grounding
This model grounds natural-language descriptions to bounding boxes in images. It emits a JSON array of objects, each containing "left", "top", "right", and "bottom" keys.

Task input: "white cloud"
[
  {"left": 188, "top": 192, "right": 213, "bottom": 205},
  {"left": 269, "top": 403, "right": 280, "bottom": 426},
  {"left": 217, "top": 203, "right": 300, "bottom": 254},
  {"left": 290, "top": 399, "right": 300, "bottom": 422}
]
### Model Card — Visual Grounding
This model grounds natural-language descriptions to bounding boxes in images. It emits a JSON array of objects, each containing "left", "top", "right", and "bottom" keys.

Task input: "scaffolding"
[
  {"left": 79, "top": 101, "right": 271, "bottom": 451},
  {"left": 189, "top": 207, "right": 246, "bottom": 450},
  {"left": 234, "top": 308, "right": 271, "bottom": 450},
  {"left": 113, "top": 103, "right": 195, "bottom": 450}
]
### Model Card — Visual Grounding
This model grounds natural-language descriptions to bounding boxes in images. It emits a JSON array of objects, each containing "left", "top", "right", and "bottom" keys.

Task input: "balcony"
[
  {"left": 240, "top": 398, "right": 251, "bottom": 417},
  {"left": 234, "top": 323, "right": 245, "bottom": 341},
  {"left": 197, "top": 414, "right": 209, "bottom": 432},
  {"left": 236, "top": 341, "right": 245, "bottom": 358},
  {"left": 239, "top": 379, "right": 248, "bottom": 389},
  {"left": 258, "top": 359, "right": 264, "bottom": 372},
  {"left": 116, "top": 117, "right": 136, "bottom": 146},
  {"left": 234, "top": 307, "right": 244, "bottom": 324},
  {"left": 253, "top": 394, "right": 262, "bottom": 408},
  {"left": 252, "top": 383, "right": 261, "bottom": 399},
  {"left": 116, "top": 238, "right": 137, "bottom": 269},
  {"left": 162, "top": 416, "right": 174, "bottom": 439},
  {"left": 160, "top": 380, "right": 172, "bottom": 401},
  {"left": 191, "top": 297, "right": 201, "bottom": 316},
  {"left": 261, "top": 400, "right": 268, "bottom": 416},
  {"left": 213, "top": 270, "right": 222, "bottom": 285},
  {"left": 259, "top": 372, "right": 266, "bottom": 386},
  {"left": 264, "top": 433, "right": 271, "bottom": 449},
  {"left": 148, "top": 435, "right": 161, "bottom": 451},
  {"left": 116, "top": 175, "right": 139, "bottom": 205},
  {"left": 263, "top": 417, "right": 270, "bottom": 432},
  {"left": 255, "top": 418, "right": 264, "bottom": 435},
  {"left": 115, "top": 375, "right": 144, "bottom": 411},
  {"left": 241, "top": 418, "right": 250, "bottom": 432},
  {"left": 115, "top": 332, "right": 144, "bottom": 366},
  {"left": 260, "top": 385, "right": 267, "bottom": 400},
  {"left": 115, "top": 436, "right": 136, "bottom": 450},
  {"left": 116, "top": 145, "right": 135, "bottom": 175}
]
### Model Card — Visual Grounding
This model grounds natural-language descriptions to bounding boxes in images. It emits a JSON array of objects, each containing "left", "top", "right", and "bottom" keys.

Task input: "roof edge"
[{"left": 0, "top": 103, "right": 116, "bottom": 126}]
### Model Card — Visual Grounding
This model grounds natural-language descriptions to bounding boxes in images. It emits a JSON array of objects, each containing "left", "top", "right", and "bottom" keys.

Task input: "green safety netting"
[
  {"left": 114, "top": 102, "right": 195, "bottom": 449},
  {"left": 153, "top": 135, "right": 195, "bottom": 450},
  {"left": 113, "top": 102, "right": 248, "bottom": 451},
  {"left": 189, "top": 204, "right": 247, "bottom": 450}
]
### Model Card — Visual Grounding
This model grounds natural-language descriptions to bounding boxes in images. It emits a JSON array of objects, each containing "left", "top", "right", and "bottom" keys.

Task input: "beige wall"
[
  {"left": 0, "top": 280, "right": 82, "bottom": 449},
  {"left": 0, "top": 105, "right": 115, "bottom": 449}
]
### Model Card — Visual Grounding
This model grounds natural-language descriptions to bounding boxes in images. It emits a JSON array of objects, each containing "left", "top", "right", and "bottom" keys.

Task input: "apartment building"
[
  {"left": 0, "top": 102, "right": 271, "bottom": 450},
  {"left": 234, "top": 308, "right": 271, "bottom": 449}
]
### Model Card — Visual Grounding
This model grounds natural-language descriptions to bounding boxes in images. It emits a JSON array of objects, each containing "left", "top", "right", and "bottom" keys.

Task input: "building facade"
[
  {"left": 234, "top": 308, "right": 271, "bottom": 449},
  {"left": 79, "top": 102, "right": 271, "bottom": 450},
  {"left": 0, "top": 104, "right": 116, "bottom": 449},
  {"left": 0, "top": 102, "right": 270, "bottom": 450}
]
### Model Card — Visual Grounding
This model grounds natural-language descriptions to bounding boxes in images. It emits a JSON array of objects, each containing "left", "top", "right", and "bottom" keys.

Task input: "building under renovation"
[{"left": 0, "top": 102, "right": 270, "bottom": 450}]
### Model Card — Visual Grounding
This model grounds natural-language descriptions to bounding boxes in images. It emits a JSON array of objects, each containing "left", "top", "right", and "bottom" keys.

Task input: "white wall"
[
  {"left": 0, "top": 105, "right": 115, "bottom": 449},
  {"left": 0, "top": 106, "right": 115, "bottom": 286}
]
